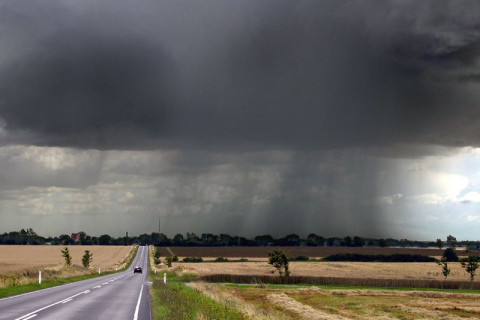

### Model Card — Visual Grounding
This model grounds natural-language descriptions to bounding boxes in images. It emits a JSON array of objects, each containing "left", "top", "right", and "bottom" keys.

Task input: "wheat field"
[
  {"left": 178, "top": 260, "right": 476, "bottom": 282},
  {"left": 0, "top": 245, "right": 134, "bottom": 276}
]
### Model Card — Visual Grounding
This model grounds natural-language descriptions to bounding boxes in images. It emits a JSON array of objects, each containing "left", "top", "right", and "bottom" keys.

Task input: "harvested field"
[
  {"left": 193, "top": 283, "right": 480, "bottom": 320},
  {"left": 0, "top": 245, "right": 134, "bottom": 276},
  {"left": 176, "top": 260, "right": 477, "bottom": 282},
  {"left": 156, "top": 246, "right": 476, "bottom": 259}
]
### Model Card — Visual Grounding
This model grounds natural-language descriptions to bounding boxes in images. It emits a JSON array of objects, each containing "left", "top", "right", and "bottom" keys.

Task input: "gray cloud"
[
  {"left": 1, "top": 0, "right": 480, "bottom": 152},
  {"left": 1, "top": 1, "right": 480, "bottom": 239}
]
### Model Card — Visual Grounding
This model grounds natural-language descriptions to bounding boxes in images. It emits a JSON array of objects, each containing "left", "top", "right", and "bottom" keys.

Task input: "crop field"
[
  {"left": 157, "top": 246, "right": 475, "bottom": 258},
  {"left": 190, "top": 282, "right": 480, "bottom": 320},
  {"left": 0, "top": 245, "right": 134, "bottom": 276},
  {"left": 179, "top": 260, "right": 479, "bottom": 283}
]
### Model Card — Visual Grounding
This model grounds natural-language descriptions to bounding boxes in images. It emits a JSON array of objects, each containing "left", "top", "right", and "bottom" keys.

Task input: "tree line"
[{"left": 1, "top": 229, "right": 479, "bottom": 250}]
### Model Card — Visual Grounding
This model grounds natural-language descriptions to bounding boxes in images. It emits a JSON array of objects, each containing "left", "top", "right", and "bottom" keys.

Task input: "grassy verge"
[
  {"left": 149, "top": 269, "right": 246, "bottom": 319},
  {"left": 0, "top": 245, "right": 139, "bottom": 299},
  {"left": 0, "top": 271, "right": 118, "bottom": 298}
]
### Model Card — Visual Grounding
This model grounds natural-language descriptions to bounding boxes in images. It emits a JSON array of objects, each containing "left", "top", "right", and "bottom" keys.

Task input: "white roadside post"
[
  {"left": 99, "top": 268, "right": 101, "bottom": 274},
  {"left": 39, "top": 271, "right": 41, "bottom": 284},
  {"left": 164, "top": 273, "right": 166, "bottom": 284}
]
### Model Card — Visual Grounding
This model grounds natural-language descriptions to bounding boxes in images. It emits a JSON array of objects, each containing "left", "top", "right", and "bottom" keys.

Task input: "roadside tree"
[
  {"left": 61, "top": 247, "right": 72, "bottom": 266},
  {"left": 82, "top": 250, "right": 93, "bottom": 269}
]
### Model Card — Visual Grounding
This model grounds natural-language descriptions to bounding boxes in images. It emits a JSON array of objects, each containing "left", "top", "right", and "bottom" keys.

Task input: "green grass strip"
[{"left": 149, "top": 278, "right": 245, "bottom": 319}]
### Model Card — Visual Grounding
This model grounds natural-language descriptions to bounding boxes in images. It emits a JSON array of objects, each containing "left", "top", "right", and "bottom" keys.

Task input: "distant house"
[{"left": 71, "top": 233, "right": 79, "bottom": 242}]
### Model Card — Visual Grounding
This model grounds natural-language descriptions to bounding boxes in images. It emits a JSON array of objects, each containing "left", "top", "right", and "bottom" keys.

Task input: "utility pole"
[{"left": 159, "top": 217, "right": 161, "bottom": 234}]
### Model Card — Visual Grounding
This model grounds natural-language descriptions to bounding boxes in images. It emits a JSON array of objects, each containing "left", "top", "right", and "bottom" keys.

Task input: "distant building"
[{"left": 71, "top": 233, "right": 79, "bottom": 242}]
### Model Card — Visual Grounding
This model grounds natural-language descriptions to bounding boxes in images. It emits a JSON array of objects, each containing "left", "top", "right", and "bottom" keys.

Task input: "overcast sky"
[{"left": 1, "top": 0, "right": 480, "bottom": 240}]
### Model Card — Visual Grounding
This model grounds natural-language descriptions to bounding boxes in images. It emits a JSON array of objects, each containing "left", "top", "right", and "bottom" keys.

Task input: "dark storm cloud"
[{"left": 1, "top": 0, "right": 480, "bottom": 152}]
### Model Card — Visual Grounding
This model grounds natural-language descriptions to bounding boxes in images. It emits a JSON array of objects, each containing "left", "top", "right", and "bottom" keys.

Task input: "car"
[{"left": 134, "top": 267, "right": 142, "bottom": 274}]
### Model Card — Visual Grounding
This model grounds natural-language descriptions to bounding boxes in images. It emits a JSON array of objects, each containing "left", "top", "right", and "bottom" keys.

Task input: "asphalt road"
[{"left": 0, "top": 246, "right": 151, "bottom": 320}]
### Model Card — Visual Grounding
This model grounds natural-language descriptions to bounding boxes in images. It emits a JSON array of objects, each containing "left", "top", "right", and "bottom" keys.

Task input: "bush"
[
  {"left": 214, "top": 257, "right": 229, "bottom": 262},
  {"left": 443, "top": 248, "right": 459, "bottom": 262},
  {"left": 322, "top": 253, "right": 436, "bottom": 262},
  {"left": 182, "top": 257, "right": 203, "bottom": 263},
  {"left": 239, "top": 258, "right": 249, "bottom": 262},
  {"left": 172, "top": 255, "right": 178, "bottom": 262}
]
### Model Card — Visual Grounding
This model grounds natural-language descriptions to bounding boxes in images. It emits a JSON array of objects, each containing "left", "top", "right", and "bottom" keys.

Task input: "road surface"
[{"left": 0, "top": 246, "right": 151, "bottom": 320}]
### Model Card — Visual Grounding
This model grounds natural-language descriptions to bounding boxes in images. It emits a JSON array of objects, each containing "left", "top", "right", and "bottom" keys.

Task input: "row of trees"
[
  {"left": 437, "top": 248, "right": 479, "bottom": 281},
  {"left": 1, "top": 229, "right": 479, "bottom": 249},
  {"left": 268, "top": 247, "right": 480, "bottom": 282}
]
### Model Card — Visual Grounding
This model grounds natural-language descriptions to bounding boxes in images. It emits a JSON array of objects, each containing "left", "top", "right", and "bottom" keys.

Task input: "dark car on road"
[{"left": 134, "top": 267, "right": 142, "bottom": 274}]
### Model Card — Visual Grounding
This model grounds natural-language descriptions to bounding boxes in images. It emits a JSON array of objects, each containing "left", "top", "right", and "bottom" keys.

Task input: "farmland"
[
  {"left": 155, "top": 246, "right": 479, "bottom": 283},
  {"left": 156, "top": 246, "right": 473, "bottom": 258},
  {"left": 190, "top": 282, "right": 480, "bottom": 320},
  {"left": 0, "top": 245, "right": 134, "bottom": 279},
  {"left": 151, "top": 246, "right": 480, "bottom": 319}
]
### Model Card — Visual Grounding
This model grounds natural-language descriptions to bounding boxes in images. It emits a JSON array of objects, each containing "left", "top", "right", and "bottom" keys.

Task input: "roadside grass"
[
  {"left": 148, "top": 270, "right": 246, "bottom": 319},
  {"left": 0, "top": 271, "right": 117, "bottom": 298},
  {"left": 0, "top": 246, "right": 138, "bottom": 299}
]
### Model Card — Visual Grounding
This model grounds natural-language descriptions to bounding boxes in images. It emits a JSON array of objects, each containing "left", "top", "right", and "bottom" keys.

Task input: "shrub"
[
  {"left": 182, "top": 257, "right": 203, "bottom": 263},
  {"left": 172, "top": 255, "right": 178, "bottom": 262},
  {"left": 443, "top": 248, "right": 459, "bottom": 262},
  {"left": 165, "top": 256, "right": 173, "bottom": 267},
  {"left": 215, "top": 257, "right": 229, "bottom": 262}
]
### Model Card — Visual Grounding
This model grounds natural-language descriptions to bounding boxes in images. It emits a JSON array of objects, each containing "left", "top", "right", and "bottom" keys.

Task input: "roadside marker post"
[
  {"left": 39, "top": 271, "right": 41, "bottom": 284},
  {"left": 164, "top": 273, "right": 166, "bottom": 284},
  {"left": 99, "top": 268, "right": 101, "bottom": 274}
]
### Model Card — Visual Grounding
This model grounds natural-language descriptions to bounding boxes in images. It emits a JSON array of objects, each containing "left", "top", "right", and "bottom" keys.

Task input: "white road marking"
[
  {"left": 22, "top": 315, "right": 37, "bottom": 320},
  {"left": 133, "top": 285, "right": 143, "bottom": 320},
  {"left": 62, "top": 299, "right": 72, "bottom": 304},
  {"left": 14, "top": 290, "right": 89, "bottom": 320},
  {"left": 0, "top": 270, "right": 129, "bottom": 302},
  {"left": 93, "top": 285, "right": 102, "bottom": 289}
]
